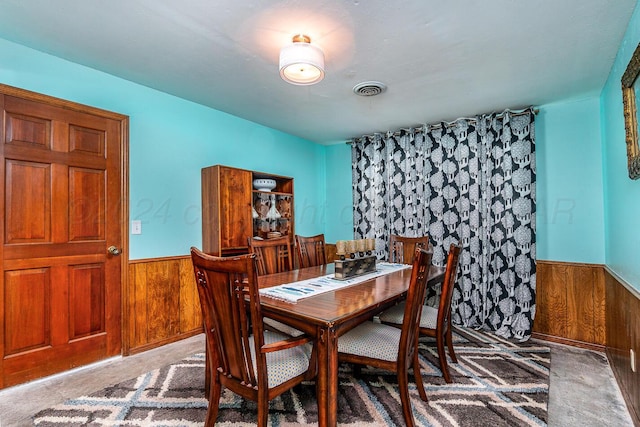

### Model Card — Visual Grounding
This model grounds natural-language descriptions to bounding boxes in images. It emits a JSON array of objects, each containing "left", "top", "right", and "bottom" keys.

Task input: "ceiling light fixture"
[{"left": 279, "top": 34, "right": 325, "bottom": 86}]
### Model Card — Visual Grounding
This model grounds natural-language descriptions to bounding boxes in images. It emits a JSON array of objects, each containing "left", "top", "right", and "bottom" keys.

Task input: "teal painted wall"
[
  {"left": 535, "top": 97, "right": 605, "bottom": 263},
  {"left": 324, "top": 143, "right": 354, "bottom": 242},
  {"left": 0, "top": 38, "right": 325, "bottom": 259},
  {"left": 601, "top": 1, "right": 640, "bottom": 291}
]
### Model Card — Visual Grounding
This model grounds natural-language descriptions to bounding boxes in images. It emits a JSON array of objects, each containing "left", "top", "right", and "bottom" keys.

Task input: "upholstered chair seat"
[
  {"left": 338, "top": 322, "right": 402, "bottom": 362},
  {"left": 379, "top": 304, "right": 438, "bottom": 330},
  {"left": 250, "top": 330, "right": 312, "bottom": 388}
]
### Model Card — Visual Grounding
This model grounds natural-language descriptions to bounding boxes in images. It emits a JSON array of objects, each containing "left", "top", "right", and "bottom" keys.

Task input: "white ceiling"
[{"left": 0, "top": 0, "right": 635, "bottom": 144}]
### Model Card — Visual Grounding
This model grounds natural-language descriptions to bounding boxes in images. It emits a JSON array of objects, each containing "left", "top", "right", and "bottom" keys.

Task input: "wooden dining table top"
[{"left": 258, "top": 262, "right": 446, "bottom": 327}]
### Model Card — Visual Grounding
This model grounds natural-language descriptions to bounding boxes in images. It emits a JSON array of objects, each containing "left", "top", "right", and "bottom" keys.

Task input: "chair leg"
[
  {"left": 397, "top": 367, "right": 416, "bottom": 427},
  {"left": 306, "top": 345, "right": 318, "bottom": 380},
  {"left": 257, "top": 393, "right": 269, "bottom": 427},
  {"left": 436, "top": 333, "right": 452, "bottom": 383},
  {"left": 446, "top": 325, "right": 458, "bottom": 363},
  {"left": 204, "top": 349, "right": 211, "bottom": 396},
  {"left": 204, "top": 372, "right": 221, "bottom": 427},
  {"left": 412, "top": 347, "right": 428, "bottom": 402},
  {"left": 352, "top": 363, "right": 362, "bottom": 377}
]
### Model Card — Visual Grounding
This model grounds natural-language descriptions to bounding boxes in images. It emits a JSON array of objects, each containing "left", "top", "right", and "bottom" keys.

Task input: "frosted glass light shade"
[{"left": 279, "top": 35, "right": 325, "bottom": 85}]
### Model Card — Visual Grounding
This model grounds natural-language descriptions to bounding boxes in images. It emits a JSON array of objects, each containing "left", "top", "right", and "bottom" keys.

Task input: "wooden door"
[{"left": 0, "top": 87, "right": 127, "bottom": 388}]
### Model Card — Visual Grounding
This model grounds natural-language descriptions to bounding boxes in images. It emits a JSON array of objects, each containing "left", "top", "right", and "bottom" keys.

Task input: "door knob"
[{"left": 107, "top": 246, "right": 121, "bottom": 256}]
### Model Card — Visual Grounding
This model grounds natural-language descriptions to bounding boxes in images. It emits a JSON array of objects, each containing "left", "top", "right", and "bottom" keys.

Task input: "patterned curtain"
[{"left": 351, "top": 109, "right": 536, "bottom": 340}]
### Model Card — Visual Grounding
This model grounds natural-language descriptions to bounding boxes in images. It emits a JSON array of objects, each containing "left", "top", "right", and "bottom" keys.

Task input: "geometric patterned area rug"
[{"left": 33, "top": 328, "right": 549, "bottom": 426}]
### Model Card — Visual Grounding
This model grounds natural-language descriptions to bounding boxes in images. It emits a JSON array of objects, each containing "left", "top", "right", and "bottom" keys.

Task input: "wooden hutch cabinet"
[{"left": 201, "top": 165, "right": 294, "bottom": 256}]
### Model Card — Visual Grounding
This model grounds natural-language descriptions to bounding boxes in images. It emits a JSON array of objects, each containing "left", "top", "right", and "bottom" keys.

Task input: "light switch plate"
[{"left": 132, "top": 220, "right": 142, "bottom": 235}]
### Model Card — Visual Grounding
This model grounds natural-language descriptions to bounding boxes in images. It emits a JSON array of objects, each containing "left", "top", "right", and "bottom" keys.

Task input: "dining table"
[{"left": 258, "top": 262, "right": 446, "bottom": 427}]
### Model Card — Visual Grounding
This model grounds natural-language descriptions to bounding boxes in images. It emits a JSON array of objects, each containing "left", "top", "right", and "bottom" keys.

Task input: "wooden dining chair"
[
  {"left": 190, "top": 247, "right": 316, "bottom": 427},
  {"left": 295, "top": 233, "right": 327, "bottom": 268},
  {"left": 337, "top": 248, "right": 434, "bottom": 427},
  {"left": 389, "top": 234, "right": 430, "bottom": 264},
  {"left": 379, "top": 243, "right": 462, "bottom": 383},
  {"left": 248, "top": 236, "right": 293, "bottom": 276},
  {"left": 247, "top": 236, "right": 306, "bottom": 337}
]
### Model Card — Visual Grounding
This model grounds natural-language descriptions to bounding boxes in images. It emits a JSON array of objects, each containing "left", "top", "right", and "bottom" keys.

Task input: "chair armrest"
[
  {"left": 262, "top": 313, "right": 306, "bottom": 334},
  {"left": 261, "top": 335, "right": 313, "bottom": 353}
]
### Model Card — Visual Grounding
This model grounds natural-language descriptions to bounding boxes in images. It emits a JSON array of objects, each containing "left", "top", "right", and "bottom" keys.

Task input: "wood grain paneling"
[
  {"left": 125, "top": 256, "right": 202, "bottom": 354},
  {"left": 534, "top": 261, "right": 638, "bottom": 424},
  {"left": 3, "top": 268, "right": 50, "bottom": 355},
  {"left": 605, "top": 269, "right": 640, "bottom": 426},
  {"left": 4, "top": 160, "right": 51, "bottom": 243},
  {"left": 201, "top": 166, "right": 253, "bottom": 256},
  {"left": 325, "top": 243, "right": 337, "bottom": 264},
  {"left": 69, "top": 263, "right": 104, "bottom": 339},
  {"left": 533, "top": 261, "right": 605, "bottom": 349},
  {"left": 69, "top": 167, "right": 105, "bottom": 241}
]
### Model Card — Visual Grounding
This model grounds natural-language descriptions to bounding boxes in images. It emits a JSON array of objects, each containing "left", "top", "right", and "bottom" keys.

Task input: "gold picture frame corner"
[{"left": 621, "top": 41, "right": 640, "bottom": 180}]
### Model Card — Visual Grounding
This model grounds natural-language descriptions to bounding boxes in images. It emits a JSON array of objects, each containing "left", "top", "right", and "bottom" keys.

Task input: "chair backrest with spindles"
[
  {"left": 295, "top": 234, "right": 327, "bottom": 268},
  {"left": 248, "top": 236, "right": 293, "bottom": 276},
  {"left": 389, "top": 234, "right": 430, "bottom": 264},
  {"left": 191, "top": 248, "right": 266, "bottom": 391}
]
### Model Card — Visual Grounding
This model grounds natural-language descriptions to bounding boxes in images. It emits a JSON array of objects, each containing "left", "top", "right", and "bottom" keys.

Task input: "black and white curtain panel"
[{"left": 351, "top": 109, "right": 536, "bottom": 340}]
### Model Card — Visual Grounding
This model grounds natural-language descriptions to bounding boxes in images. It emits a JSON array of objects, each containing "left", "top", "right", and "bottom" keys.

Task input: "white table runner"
[{"left": 259, "top": 262, "right": 411, "bottom": 303}]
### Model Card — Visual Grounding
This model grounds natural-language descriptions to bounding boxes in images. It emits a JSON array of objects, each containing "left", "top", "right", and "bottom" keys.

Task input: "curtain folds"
[{"left": 351, "top": 109, "right": 536, "bottom": 340}]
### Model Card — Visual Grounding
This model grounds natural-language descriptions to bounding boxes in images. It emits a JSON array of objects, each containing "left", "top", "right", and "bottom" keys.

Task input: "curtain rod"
[{"left": 345, "top": 107, "right": 538, "bottom": 144}]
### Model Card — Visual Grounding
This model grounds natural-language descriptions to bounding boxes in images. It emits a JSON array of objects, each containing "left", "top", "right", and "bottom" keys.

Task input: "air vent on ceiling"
[{"left": 353, "top": 81, "right": 387, "bottom": 97}]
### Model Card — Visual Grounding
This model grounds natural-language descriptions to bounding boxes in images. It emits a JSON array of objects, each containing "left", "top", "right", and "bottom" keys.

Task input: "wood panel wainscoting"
[
  {"left": 125, "top": 256, "right": 202, "bottom": 354},
  {"left": 533, "top": 260, "right": 639, "bottom": 425},
  {"left": 605, "top": 268, "right": 640, "bottom": 426},
  {"left": 533, "top": 260, "right": 606, "bottom": 349}
]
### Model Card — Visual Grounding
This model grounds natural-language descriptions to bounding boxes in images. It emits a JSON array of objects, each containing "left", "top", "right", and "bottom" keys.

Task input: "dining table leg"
[{"left": 316, "top": 325, "right": 339, "bottom": 427}]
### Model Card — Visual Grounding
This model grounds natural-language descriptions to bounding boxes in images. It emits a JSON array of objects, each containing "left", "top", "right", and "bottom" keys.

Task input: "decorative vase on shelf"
[
  {"left": 266, "top": 195, "right": 281, "bottom": 220},
  {"left": 253, "top": 178, "right": 276, "bottom": 192},
  {"left": 277, "top": 196, "right": 291, "bottom": 218}
]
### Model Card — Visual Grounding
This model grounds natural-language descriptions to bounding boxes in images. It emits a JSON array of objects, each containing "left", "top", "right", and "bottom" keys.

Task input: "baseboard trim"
[
  {"left": 126, "top": 329, "right": 202, "bottom": 356},
  {"left": 531, "top": 332, "right": 605, "bottom": 352}
]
